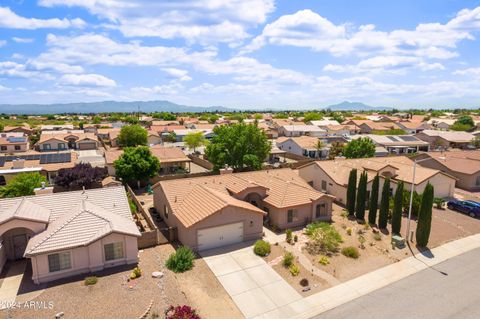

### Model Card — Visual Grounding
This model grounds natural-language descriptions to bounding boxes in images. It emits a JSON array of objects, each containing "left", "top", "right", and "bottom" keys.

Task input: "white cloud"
[
  {"left": 0, "top": 40, "right": 5, "bottom": 47},
  {"left": 0, "top": 85, "right": 11, "bottom": 91},
  {"left": 59, "top": 73, "right": 117, "bottom": 87},
  {"left": 453, "top": 67, "right": 480, "bottom": 76},
  {"left": 29, "top": 61, "right": 84, "bottom": 74},
  {"left": 0, "top": 7, "right": 85, "bottom": 29},
  {"left": 0, "top": 61, "right": 53, "bottom": 79},
  {"left": 243, "top": 6, "right": 480, "bottom": 61},
  {"left": 161, "top": 68, "right": 192, "bottom": 81},
  {"left": 39, "top": 0, "right": 275, "bottom": 45},
  {"left": 12, "top": 37, "right": 34, "bottom": 43}
]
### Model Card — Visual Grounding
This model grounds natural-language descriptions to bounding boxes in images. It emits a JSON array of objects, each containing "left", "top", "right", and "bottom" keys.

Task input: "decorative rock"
[
  {"left": 302, "top": 286, "right": 311, "bottom": 292},
  {"left": 55, "top": 312, "right": 65, "bottom": 318},
  {"left": 152, "top": 271, "right": 164, "bottom": 278}
]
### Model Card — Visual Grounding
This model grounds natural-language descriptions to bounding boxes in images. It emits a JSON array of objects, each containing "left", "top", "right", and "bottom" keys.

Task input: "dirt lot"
[
  {"left": 264, "top": 244, "right": 330, "bottom": 296},
  {"left": 5, "top": 245, "right": 241, "bottom": 319}
]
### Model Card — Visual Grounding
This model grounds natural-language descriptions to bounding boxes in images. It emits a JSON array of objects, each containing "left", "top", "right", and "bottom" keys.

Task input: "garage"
[
  {"left": 197, "top": 222, "right": 244, "bottom": 251},
  {"left": 78, "top": 142, "right": 97, "bottom": 150}
]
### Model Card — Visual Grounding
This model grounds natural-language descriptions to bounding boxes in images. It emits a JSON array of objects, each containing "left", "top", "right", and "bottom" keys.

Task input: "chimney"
[
  {"left": 12, "top": 158, "right": 25, "bottom": 169},
  {"left": 219, "top": 165, "right": 233, "bottom": 175},
  {"left": 34, "top": 182, "right": 54, "bottom": 195}
]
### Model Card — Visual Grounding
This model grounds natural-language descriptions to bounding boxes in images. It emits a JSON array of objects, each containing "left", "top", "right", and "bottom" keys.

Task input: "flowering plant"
[{"left": 165, "top": 305, "right": 200, "bottom": 319}]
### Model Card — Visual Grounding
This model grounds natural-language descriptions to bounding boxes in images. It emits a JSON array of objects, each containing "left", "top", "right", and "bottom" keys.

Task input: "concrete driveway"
[{"left": 202, "top": 244, "right": 302, "bottom": 319}]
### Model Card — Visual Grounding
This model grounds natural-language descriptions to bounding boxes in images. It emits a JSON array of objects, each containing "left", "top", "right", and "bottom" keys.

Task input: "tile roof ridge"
[
  {"left": 13, "top": 197, "right": 26, "bottom": 217},
  {"left": 26, "top": 202, "right": 84, "bottom": 254}
]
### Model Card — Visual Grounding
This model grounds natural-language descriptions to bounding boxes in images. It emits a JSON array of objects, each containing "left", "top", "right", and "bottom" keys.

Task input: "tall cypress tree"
[
  {"left": 391, "top": 181, "right": 404, "bottom": 235},
  {"left": 346, "top": 169, "right": 357, "bottom": 217},
  {"left": 378, "top": 178, "right": 390, "bottom": 229},
  {"left": 416, "top": 183, "right": 434, "bottom": 247},
  {"left": 355, "top": 171, "right": 367, "bottom": 221},
  {"left": 368, "top": 174, "right": 379, "bottom": 225}
]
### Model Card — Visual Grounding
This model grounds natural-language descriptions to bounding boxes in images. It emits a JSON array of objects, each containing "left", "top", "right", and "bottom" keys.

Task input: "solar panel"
[
  {"left": 0, "top": 158, "right": 5, "bottom": 167},
  {"left": 7, "top": 137, "right": 26, "bottom": 143},
  {"left": 39, "top": 153, "right": 72, "bottom": 164},
  {"left": 399, "top": 136, "right": 418, "bottom": 142},
  {"left": 387, "top": 136, "right": 399, "bottom": 142}
]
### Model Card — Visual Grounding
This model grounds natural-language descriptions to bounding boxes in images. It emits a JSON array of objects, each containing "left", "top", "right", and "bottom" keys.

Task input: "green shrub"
[
  {"left": 84, "top": 276, "right": 98, "bottom": 286},
  {"left": 305, "top": 223, "right": 343, "bottom": 255},
  {"left": 299, "top": 278, "right": 309, "bottom": 287},
  {"left": 346, "top": 227, "right": 352, "bottom": 236},
  {"left": 253, "top": 240, "right": 271, "bottom": 256},
  {"left": 341, "top": 246, "right": 360, "bottom": 259},
  {"left": 434, "top": 197, "right": 445, "bottom": 209},
  {"left": 373, "top": 232, "right": 382, "bottom": 241},
  {"left": 282, "top": 252, "right": 294, "bottom": 267},
  {"left": 294, "top": 234, "right": 298, "bottom": 242},
  {"left": 130, "top": 266, "right": 142, "bottom": 279},
  {"left": 289, "top": 264, "right": 300, "bottom": 276},
  {"left": 165, "top": 246, "right": 196, "bottom": 273},
  {"left": 318, "top": 255, "right": 330, "bottom": 265},
  {"left": 286, "top": 229, "right": 293, "bottom": 243}
]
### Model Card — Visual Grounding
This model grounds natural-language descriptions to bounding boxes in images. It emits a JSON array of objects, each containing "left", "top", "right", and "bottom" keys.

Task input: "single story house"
[
  {"left": 37, "top": 132, "right": 99, "bottom": 151},
  {"left": 147, "top": 131, "right": 162, "bottom": 146},
  {"left": 325, "top": 124, "right": 357, "bottom": 136},
  {"left": 0, "top": 152, "right": 77, "bottom": 185},
  {"left": 358, "top": 122, "right": 401, "bottom": 134},
  {"left": 395, "top": 121, "right": 431, "bottom": 134},
  {"left": 298, "top": 156, "right": 456, "bottom": 205},
  {"left": 278, "top": 125, "right": 326, "bottom": 137},
  {"left": 0, "top": 186, "right": 140, "bottom": 284},
  {"left": 2, "top": 126, "right": 34, "bottom": 135},
  {"left": 40, "top": 124, "right": 74, "bottom": 131},
  {"left": 153, "top": 169, "right": 334, "bottom": 251},
  {"left": 276, "top": 136, "right": 327, "bottom": 159},
  {"left": 415, "top": 130, "right": 475, "bottom": 149},
  {"left": 413, "top": 150, "right": 480, "bottom": 191},
  {"left": 104, "top": 146, "right": 191, "bottom": 176},
  {"left": 307, "top": 119, "right": 341, "bottom": 128},
  {"left": 351, "top": 134, "right": 430, "bottom": 154}
]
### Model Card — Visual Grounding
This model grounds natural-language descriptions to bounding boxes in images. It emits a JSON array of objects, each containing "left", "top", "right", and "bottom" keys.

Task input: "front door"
[{"left": 12, "top": 234, "right": 28, "bottom": 260}]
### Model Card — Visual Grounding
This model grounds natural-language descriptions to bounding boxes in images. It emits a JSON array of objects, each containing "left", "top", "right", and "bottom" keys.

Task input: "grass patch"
[{"left": 341, "top": 246, "right": 360, "bottom": 259}]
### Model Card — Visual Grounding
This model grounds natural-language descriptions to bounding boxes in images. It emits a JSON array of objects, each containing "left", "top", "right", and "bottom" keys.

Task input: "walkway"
[
  {"left": 202, "top": 244, "right": 302, "bottom": 319},
  {"left": 0, "top": 260, "right": 27, "bottom": 309}
]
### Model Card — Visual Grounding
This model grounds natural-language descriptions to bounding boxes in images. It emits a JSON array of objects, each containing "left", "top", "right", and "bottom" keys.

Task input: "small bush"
[
  {"left": 373, "top": 233, "right": 382, "bottom": 241},
  {"left": 318, "top": 255, "right": 330, "bottom": 265},
  {"left": 165, "top": 246, "right": 195, "bottom": 273},
  {"left": 253, "top": 240, "right": 271, "bottom": 256},
  {"left": 286, "top": 229, "right": 293, "bottom": 243},
  {"left": 299, "top": 278, "right": 309, "bottom": 287},
  {"left": 130, "top": 266, "right": 142, "bottom": 279},
  {"left": 358, "top": 235, "right": 366, "bottom": 249},
  {"left": 165, "top": 305, "right": 200, "bottom": 319},
  {"left": 363, "top": 223, "right": 371, "bottom": 230},
  {"left": 346, "top": 227, "right": 352, "bottom": 236},
  {"left": 294, "top": 234, "right": 298, "bottom": 242},
  {"left": 282, "top": 252, "right": 294, "bottom": 267},
  {"left": 84, "top": 276, "right": 97, "bottom": 286},
  {"left": 289, "top": 264, "right": 300, "bottom": 276},
  {"left": 434, "top": 197, "right": 445, "bottom": 209},
  {"left": 342, "top": 246, "right": 360, "bottom": 259},
  {"left": 305, "top": 223, "right": 343, "bottom": 255}
]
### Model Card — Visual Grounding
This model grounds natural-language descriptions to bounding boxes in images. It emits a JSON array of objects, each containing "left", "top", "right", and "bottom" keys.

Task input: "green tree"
[
  {"left": 344, "top": 137, "right": 376, "bottom": 158},
  {"left": 114, "top": 146, "right": 160, "bottom": 188},
  {"left": 378, "top": 178, "right": 391, "bottom": 229},
  {"left": 416, "top": 183, "right": 434, "bottom": 247},
  {"left": 368, "top": 174, "right": 380, "bottom": 225},
  {"left": 327, "top": 141, "right": 344, "bottom": 160},
  {"left": 303, "top": 112, "right": 323, "bottom": 122},
  {"left": 117, "top": 124, "right": 148, "bottom": 147},
  {"left": 355, "top": 171, "right": 367, "bottom": 221},
  {"left": 92, "top": 116, "right": 102, "bottom": 124},
  {"left": 391, "top": 181, "right": 404, "bottom": 235},
  {"left": 472, "top": 136, "right": 480, "bottom": 149},
  {"left": 163, "top": 131, "right": 177, "bottom": 143},
  {"left": 205, "top": 123, "right": 270, "bottom": 171},
  {"left": 0, "top": 173, "right": 47, "bottom": 198},
  {"left": 184, "top": 131, "right": 206, "bottom": 152},
  {"left": 315, "top": 140, "right": 325, "bottom": 158},
  {"left": 0, "top": 123, "right": 4, "bottom": 132},
  {"left": 451, "top": 115, "right": 475, "bottom": 131},
  {"left": 346, "top": 169, "right": 357, "bottom": 217}
]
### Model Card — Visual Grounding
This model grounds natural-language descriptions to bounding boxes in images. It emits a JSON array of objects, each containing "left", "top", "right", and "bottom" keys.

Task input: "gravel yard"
[{"left": 4, "top": 244, "right": 240, "bottom": 319}]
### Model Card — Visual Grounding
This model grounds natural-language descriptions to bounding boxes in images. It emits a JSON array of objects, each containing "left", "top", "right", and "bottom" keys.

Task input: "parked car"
[{"left": 447, "top": 199, "right": 480, "bottom": 218}]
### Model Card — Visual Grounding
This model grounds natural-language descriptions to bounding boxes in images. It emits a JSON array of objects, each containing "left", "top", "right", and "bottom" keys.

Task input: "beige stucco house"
[
  {"left": 298, "top": 156, "right": 456, "bottom": 205},
  {"left": 0, "top": 134, "right": 29, "bottom": 153},
  {"left": 0, "top": 187, "right": 140, "bottom": 284},
  {"left": 38, "top": 132, "right": 99, "bottom": 151},
  {"left": 153, "top": 168, "right": 334, "bottom": 251}
]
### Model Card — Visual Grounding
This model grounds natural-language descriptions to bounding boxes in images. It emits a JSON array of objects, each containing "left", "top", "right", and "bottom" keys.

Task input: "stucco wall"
[
  {"left": 0, "top": 143, "right": 28, "bottom": 153},
  {"left": 30, "top": 233, "right": 138, "bottom": 284}
]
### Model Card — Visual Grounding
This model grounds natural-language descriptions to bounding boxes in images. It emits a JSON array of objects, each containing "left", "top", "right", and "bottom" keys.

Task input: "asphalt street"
[{"left": 314, "top": 248, "right": 480, "bottom": 319}]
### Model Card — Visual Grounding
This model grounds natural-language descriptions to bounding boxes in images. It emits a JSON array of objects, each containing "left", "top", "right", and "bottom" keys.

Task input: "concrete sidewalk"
[
  {"left": 0, "top": 260, "right": 27, "bottom": 309},
  {"left": 252, "top": 233, "right": 480, "bottom": 319}
]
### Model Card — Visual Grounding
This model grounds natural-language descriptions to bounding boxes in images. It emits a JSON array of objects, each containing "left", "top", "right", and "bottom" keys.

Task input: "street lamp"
[{"left": 405, "top": 156, "right": 445, "bottom": 241}]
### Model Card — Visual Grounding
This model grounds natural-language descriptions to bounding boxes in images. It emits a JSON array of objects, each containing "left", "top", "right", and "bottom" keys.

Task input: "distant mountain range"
[
  {"left": 325, "top": 101, "right": 393, "bottom": 111},
  {"left": 0, "top": 100, "right": 235, "bottom": 114}
]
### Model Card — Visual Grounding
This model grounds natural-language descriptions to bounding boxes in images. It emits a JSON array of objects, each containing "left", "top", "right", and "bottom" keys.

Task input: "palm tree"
[{"left": 315, "top": 140, "right": 325, "bottom": 159}]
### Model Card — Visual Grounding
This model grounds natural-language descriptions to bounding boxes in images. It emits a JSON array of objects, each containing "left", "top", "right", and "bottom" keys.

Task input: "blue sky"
[{"left": 1, "top": 0, "right": 480, "bottom": 109}]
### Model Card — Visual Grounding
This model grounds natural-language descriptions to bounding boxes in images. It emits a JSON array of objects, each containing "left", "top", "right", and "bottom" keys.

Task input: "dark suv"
[{"left": 447, "top": 199, "right": 480, "bottom": 218}]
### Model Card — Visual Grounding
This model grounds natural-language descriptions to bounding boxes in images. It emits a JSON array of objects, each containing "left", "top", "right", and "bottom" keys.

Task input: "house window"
[
  {"left": 58, "top": 143, "right": 66, "bottom": 150},
  {"left": 321, "top": 180, "right": 327, "bottom": 191},
  {"left": 164, "top": 205, "right": 169, "bottom": 219},
  {"left": 0, "top": 146, "right": 6, "bottom": 151},
  {"left": 287, "top": 209, "right": 298, "bottom": 223},
  {"left": 476, "top": 176, "right": 480, "bottom": 186},
  {"left": 316, "top": 203, "right": 328, "bottom": 218},
  {"left": 43, "top": 144, "right": 51, "bottom": 150},
  {"left": 104, "top": 242, "right": 124, "bottom": 261},
  {"left": 48, "top": 252, "right": 71, "bottom": 272},
  {"left": 14, "top": 145, "right": 21, "bottom": 151}
]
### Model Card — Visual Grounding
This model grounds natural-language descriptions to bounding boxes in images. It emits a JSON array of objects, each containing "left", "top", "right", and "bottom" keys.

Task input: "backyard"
[
  {"left": 261, "top": 203, "right": 480, "bottom": 292},
  {"left": 5, "top": 244, "right": 241, "bottom": 319}
]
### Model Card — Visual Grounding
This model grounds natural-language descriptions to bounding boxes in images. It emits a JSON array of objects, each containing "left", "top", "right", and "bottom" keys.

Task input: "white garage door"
[{"left": 197, "top": 222, "right": 244, "bottom": 251}]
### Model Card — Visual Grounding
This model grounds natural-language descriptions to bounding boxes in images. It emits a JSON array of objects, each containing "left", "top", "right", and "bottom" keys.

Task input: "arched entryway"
[{"left": 2, "top": 227, "right": 34, "bottom": 262}]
